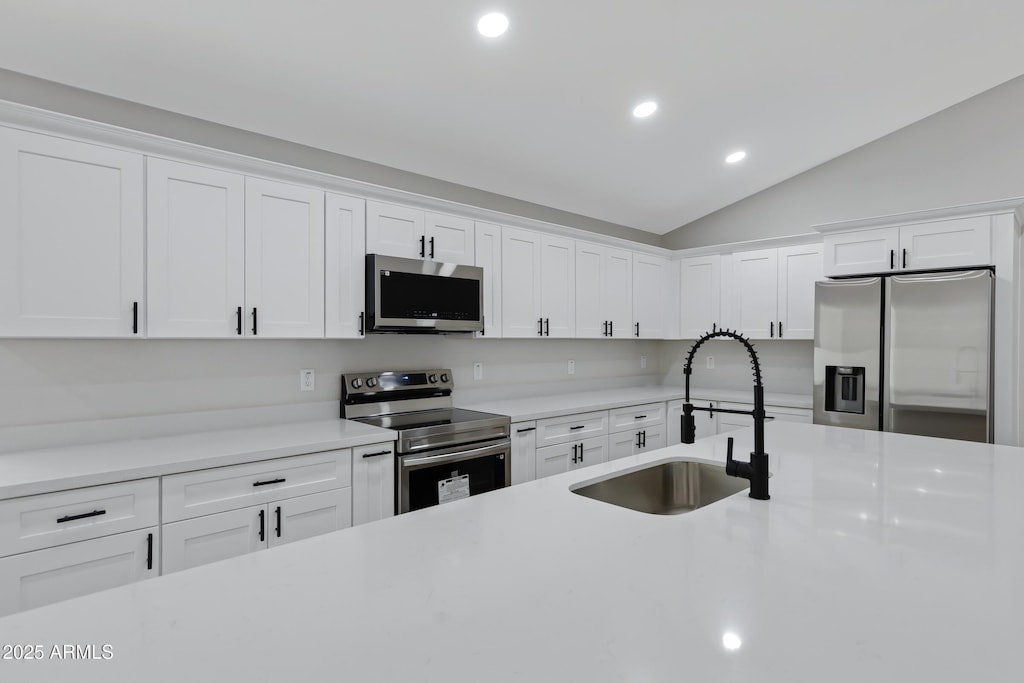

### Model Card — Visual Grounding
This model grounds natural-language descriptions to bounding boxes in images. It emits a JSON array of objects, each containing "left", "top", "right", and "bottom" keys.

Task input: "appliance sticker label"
[{"left": 438, "top": 475, "right": 470, "bottom": 504}]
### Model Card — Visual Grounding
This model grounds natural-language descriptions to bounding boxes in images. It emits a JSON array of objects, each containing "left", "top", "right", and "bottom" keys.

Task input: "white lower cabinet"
[
  {"left": 536, "top": 436, "right": 607, "bottom": 479},
  {"left": 511, "top": 422, "right": 538, "bottom": 484},
  {"left": 351, "top": 442, "right": 395, "bottom": 525},
  {"left": 717, "top": 402, "right": 812, "bottom": 434},
  {"left": 608, "top": 424, "right": 667, "bottom": 460},
  {"left": 271, "top": 489, "right": 351, "bottom": 548},
  {"left": 162, "top": 507, "right": 262, "bottom": 573},
  {"left": 0, "top": 527, "right": 158, "bottom": 617}
]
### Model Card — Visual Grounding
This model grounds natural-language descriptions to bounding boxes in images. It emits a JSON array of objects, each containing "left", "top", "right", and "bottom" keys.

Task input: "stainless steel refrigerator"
[{"left": 813, "top": 269, "right": 994, "bottom": 442}]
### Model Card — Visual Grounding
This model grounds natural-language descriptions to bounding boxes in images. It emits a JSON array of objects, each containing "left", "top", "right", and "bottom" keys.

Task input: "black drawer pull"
[
  {"left": 569, "top": 425, "right": 585, "bottom": 430},
  {"left": 236, "top": 306, "right": 243, "bottom": 335},
  {"left": 146, "top": 532, "right": 153, "bottom": 570},
  {"left": 57, "top": 509, "right": 106, "bottom": 523},
  {"left": 275, "top": 506, "right": 282, "bottom": 538},
  {"left": 252, "top": 478, "right": 286, "bottom": 487},
  {"left": 516, "top": 427, "right": 536, "bottom": 433},
  {"left": 258, "top": 509, "right": 265, "bottom": 542},
  {"left": 362, "top": 449, "right": 392, "bottom": 458},
  {"left": 634, "top": 415, "right": 647, "bottom": 420},
  {"left": 132, "top": 301, "right": 139, "bottom": 334}
]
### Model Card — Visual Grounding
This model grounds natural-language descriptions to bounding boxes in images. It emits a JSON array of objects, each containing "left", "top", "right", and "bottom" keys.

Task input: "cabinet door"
[
  {"left": 637, "top": 425, "right": 666, "bottom": 454},
  {"left": 535, "top": 442, "right": 573, "bottom": 479},
  {"left": 574, "top": 436, "right": 607, "bottom": 470},
  {"left": 731, "top": 249, "right": 779, "bottom": 339},
  {"left": 425, "top": 212, "right": 474, "bottom": 265},
  {"left": 607, "top": 431, "right": 637, "bottom": 461},
  {"left": 162, "top": 507, "right": 264, "bottom": 574},
  {"left": 351, "top": 443, "right": 395, "bottom": 525},
  {"left": 0, "top": 128, "right": 144, "bottom": 337},
  {"left": 269, "top": 488, "right": 352, "bottom": 548},
  {"left": 0, "top": 527, "right": 158, "bottom": 617},
  {"left": 366, "top": 201, "right": 425, "bottom": 259},
  {"left": 632, "top": 254, "right": 667, "bottom": 338},
  {"left": 900, "top": 216, "right": 991, "bottom": 271},
  {"left": 603, "top": 248, "right": 633, "bottom": 338},
  {"left": 693, "top": 401, "right": 719, "bottom": 440},
  {"left": 822, "top": 227, "right": 899, "bottom": 277},
  {"left": 474, "top": 222, "right": 503, "bottom": 338},
  {"left": 680, "top": 255, "right": 721, "bottom": 339},
  {"left": 511, "top": 422, "right": 537, "bottom": 484},
  {"left": 147, "top": 158, "right": 245, "bottom": 338},
  {"left": 574, "top": 241, "right": 605, "bottom": 338},
  {"left": 244, "top": 178, "right": 325, "bottom": 338},
  {"left": 777, "top": 243, "right": 823, "bottom": 340},
  {"left": 501, "top": 227, "right": 543, "bottom": 337},
  {"left": 540, "top": 235, "right": 575, "bottom": 338},
  {"left": 325, "top": 193, "right": 366, "bottom": 338}
]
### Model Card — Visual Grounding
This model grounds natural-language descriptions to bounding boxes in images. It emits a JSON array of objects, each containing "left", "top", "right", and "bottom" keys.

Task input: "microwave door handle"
[{"left": 402, "top": 442, "right": 508, "bottom": 468}]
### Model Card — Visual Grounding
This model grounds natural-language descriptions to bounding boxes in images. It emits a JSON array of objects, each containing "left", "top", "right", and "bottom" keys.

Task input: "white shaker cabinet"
[
  {"left": 0, "top": 127, "right": 144, "bottom": 337},
  {"left": 777, "top": 243, "right": 823, "bottom": 339},
  {"left": 632, "top": 254, "right": 668, "bottom": 338},
  {"left": 540, "top": 234, "right": 576, "bottom": 338},
  {"left": 679, "top": 255, "right": 722, "bottom": 339},
  {"left": 474, "top": 222, "right": 503, "bottom": 338},
  {"left": 146, "top": 158, "right": 246, "bottom": 337},
  {"left": 425, "top": 212, "right": 475, "bottom": 264},
  {"left": 351, "top": 442, "right": 396, "bottom": 525},
  {"left": 575, "top": 242, "right": 632, "bottom": 338},
  {"left": 511, "top": 422, "right": 538, "bottom": 484},
  {"left": 366, "top": 201, "right": 474, "bottom": 265},
  {"left": 730, "top": 248, "right": 779, "bottom": 340},
  {"left": 244, "top": 178, "right": 325, "bottom": 338},
  {"left": 325, "top": 192, "right": 367, "bottom": 338},
  {"left": 536, "top": 436, "right": 607, "bottom": 479},
  {"left": 502, "top": 228, "right": 575, "bottom": 338},
  {"left": 822, "top": 227, "right": 900, "bottom": 277}
]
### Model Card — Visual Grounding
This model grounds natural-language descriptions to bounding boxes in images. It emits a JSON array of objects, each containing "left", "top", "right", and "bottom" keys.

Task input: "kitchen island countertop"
[{"left": 0, "top": 422, "right": 1019, "bottom": 682}]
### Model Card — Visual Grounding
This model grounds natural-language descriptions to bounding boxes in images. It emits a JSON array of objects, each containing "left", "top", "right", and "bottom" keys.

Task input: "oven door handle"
[{"left": 401, "top": 441, "right": 509, "bottom": 469}]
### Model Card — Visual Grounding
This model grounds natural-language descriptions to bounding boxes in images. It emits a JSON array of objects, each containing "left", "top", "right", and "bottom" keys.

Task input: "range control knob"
[
  {"left": 440, "top": 373, "right": 450, "bottom": 383},
  {"left": 428, "top": 373, "right": 438, "bottom": 383},
  {"left": 366, "top": 377, "right": 378, "bottom": 388},
  {"left": 351, "top": 378, "right": 363, "bottom": 389}
]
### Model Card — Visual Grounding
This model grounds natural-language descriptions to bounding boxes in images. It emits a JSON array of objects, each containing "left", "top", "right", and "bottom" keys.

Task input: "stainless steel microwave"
[{"left": 365, "top": 254, "right": 484, "bottom": 333}]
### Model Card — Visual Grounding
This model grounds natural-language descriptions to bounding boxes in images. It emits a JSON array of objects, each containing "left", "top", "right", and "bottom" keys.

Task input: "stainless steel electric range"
[{"left": 341, "top": 369, "right": 511, "bottom": 514}]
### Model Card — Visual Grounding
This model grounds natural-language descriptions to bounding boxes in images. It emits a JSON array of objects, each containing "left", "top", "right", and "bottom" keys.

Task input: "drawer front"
[
  {"left": 162, "top": 449, "right": 352, "bottom": 523},
  {"left": 536, "top": 411, "right": 608, "bottom": 446},
  {"left": 0, "top": 479, "right": 159, "bottom": 558},
  {"left": 608, "top": 402, "right": 666, "bottom": 432},
  {"left": 0, "top": 527, "right": 158, "bottom": 617},
  {"left": 162, "top": 507, "right": 265, "bottom": 574}
]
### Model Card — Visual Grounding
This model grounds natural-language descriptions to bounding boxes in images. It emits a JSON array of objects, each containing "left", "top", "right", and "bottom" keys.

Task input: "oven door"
[{"left": 398, "top": 439, "right": 511, "bottom": 514}]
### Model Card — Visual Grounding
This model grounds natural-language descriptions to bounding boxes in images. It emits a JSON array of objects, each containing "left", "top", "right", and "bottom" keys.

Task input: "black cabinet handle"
[
  {"left": 635, "top": 415, "right": 647, "bottom": 420},
  {"left": 544, "top": 318, "right": 550, "bottom": 336},
  {"left": 358, "top": 311, "right": 364, "bottom": 336},
  {"left": 770, "top": 321, "right": 774, "bottom": 338},
  {"left": 258, "top": 509, "right": 265, "bottom": 542},
  {"left": 635, "top": 322, "right": 640, "bottom": 337},
  {"left": 57, "top": 509, "right": 106, "bottom": 523},
  {"left": 602, "top": 321, "right": 608, "bottom": 336},
  {"left": 253, "top": 477, "right": 286, "bottom": 487},
  {"left": 890, "top": 249, "right": 895, "bottom": 269},
  {"left": 779, "top": 321, "right": 783, "bottom": 338},
  {"left": 516, "top": 426, "right": 536, "bottom": 433},
  {"left": 420, "top": 235, "right": 426, "bottom": 258},
  {"left": 902, "top": 248, "right": 907, "bottom": 269},
  {"left": 641, "top": 430, "right": 646, "bottom": 448},
  {"left": 275, "top": 506, "right": 282, "bottom": 538},
  {"left": 146, "top": 532, "right": 153, "bottom": 570},
  {"left": 132, "top": 301, "right": 138, "bottom": 334},
  {"left": 571, "top": 443, "right": 577, "bottom": 464},
  {"left": 609, "top": 320, "right": 613, "bottom": 336},
  {"left": 429, "top": 236, "right": 435, "bottom": 259},
  {"left": 236, "top": 306, "right": 243, "bottom": 335},
  {"left": 252, "top": 307, "right": 258, "bottom": 335},
  {"left": 636, "top": 431, "right": 641, "bottom": 448},
  {"left": 570, "top": 425, "right": 585, "bottom": 430},
  {"left": 362, "top": 449, "right": 392, "bottom": 458},
  {"left": 538, "top": 318, "right": 543, "bottom": 336},
  {"left": 578, "top": 444, "right": 583, "bottom": 463}
]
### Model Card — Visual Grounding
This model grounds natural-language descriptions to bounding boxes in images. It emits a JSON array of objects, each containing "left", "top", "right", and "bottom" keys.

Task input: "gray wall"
[
  {"left": 660, "top": 340, "right": 813, "bottom": 396},
  {"left": 0, "top": 68, "right": 658, "bottom": 247},
  {"left": 664, "top": 74, "right": 1024, "bottom": 249}
]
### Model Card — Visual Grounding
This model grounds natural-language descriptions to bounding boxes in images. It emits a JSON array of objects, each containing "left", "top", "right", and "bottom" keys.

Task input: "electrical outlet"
[
  {"left": 473, "top": 362, "right": 483, "bottom": 381},
  {"left": 640, "top": 355, "right": 647, "bottom": 369},
  {"left": 568, "top": 359, "right": 575, "bottom": 375},
  {"left": 706, "top": 356, "right": 715, "bottom": 369},
  {"left": 300, "top": 368, "right": 315, "bottom": 391}
]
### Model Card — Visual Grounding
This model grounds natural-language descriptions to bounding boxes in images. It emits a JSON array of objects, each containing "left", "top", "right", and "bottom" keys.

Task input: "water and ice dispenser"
[{"left": 825, "top": 366, "right": 865, "bottom": 414}]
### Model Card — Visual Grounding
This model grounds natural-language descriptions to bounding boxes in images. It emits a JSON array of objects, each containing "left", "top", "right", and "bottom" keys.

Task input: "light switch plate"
[{"left": 473, "top": 362, "right": 483, "bottom": 380}]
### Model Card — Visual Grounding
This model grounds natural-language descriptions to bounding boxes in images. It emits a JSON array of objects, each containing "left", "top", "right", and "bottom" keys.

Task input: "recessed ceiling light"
[
  {"left": 722, "top": 632, "right": 742, "bottom": 651},
  {"left": 477, "top": 12, "right": 509, "bottom": 37},
  {"left": 725, "top": 150, "right": 747, "bottom": 164},
  {"left": 633, "top": 101, "right": 658, "bottom": 118}
]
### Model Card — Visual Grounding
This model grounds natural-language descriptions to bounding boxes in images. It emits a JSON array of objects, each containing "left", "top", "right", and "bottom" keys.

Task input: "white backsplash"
[{"left": 659, "top": 339, "right": 813, "bottom": 396}]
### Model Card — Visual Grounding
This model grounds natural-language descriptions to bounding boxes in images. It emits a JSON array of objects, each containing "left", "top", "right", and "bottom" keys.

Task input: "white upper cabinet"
[
  {"left": 777, "top": 243, "right": 823, "bottom": 339},
  {"left": 540, "top": 234, "right": 576, "bottom": 338},
  {"left": 474, "top": 222, "right": 503, "bottom": 338},
  {"left": 244, "top": 177, "right": 325, "bottom": 338},
  {"left": 325, "top": 192, "right": 366, "bottom": 338},
  {"left": 501, "top": 227, "right": 543, "bottom": 337},
  {"left": 0, "top": 128, "right": 144, "bottom": 337},
  {"left": 679, "top": 254, "right": 721, "bottom": 339},
  {"left": 632, "top": 254, "right": 668, "bottom": 338},
  {"left": 366, "top": 201, "right": 474, "bottom": 265},
  {"left": 575, "top": 242, "right": 632, "bottom": 338},
  {"left": 823, "top": 216, "right": 992, "bottom": 276},
  {"left": 147, "top": 158, "right": 245, "bottom": 338}
]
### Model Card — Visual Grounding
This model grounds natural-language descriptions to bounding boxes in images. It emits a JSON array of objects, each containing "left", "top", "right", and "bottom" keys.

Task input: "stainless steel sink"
[{"left": 571, "top": 460, "right": 750, "bottom": 514}]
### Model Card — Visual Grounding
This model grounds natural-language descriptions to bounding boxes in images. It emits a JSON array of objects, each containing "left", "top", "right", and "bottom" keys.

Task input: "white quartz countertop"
[
  {"left": 459, "top": 385, "right": 811, "bottom": 421},
  {"left": 0, "top": 419, "right": 395, "bottom": 501},
  {"left": 2, "top": 422, "right": 1019, "bottom": 682}
]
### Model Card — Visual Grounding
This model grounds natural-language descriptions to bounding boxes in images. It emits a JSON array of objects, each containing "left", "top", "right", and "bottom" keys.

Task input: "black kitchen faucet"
[{"left": 681, "top": 329, "right": 770, "bottom": 500}]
